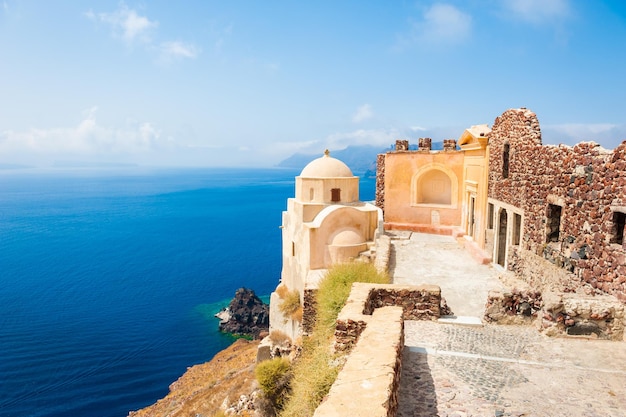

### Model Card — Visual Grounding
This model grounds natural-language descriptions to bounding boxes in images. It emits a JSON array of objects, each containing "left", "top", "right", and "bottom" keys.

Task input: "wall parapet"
[
  {"left": 313, "top": 306, "right": 404, "bottom": 417},
  {"left": 314, "top": 283, "right": 441, "bottom": 416},
  {"left": 334, "top": 283, "right": 440, "bottom": 352}
]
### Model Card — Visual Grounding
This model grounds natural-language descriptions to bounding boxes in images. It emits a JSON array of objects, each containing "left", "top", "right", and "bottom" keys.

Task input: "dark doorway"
[{"left": 497, "top": 209, "right": 508, "bottom": 267}]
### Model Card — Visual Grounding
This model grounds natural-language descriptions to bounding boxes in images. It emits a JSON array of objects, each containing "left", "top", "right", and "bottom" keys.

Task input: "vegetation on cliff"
[
  {"left": 128, "top": 338, "right": 259, "bottom": 417},
  {"left": 131, "top": 263, "right": 388, "bottom": 417},
  {"left": 277, "top": 262, "right": 389, "bottom": 417}
]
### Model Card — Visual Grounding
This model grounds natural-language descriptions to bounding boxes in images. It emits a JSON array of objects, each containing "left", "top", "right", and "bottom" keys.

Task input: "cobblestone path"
[
  {"left": 390, "top": 232, "right": 626, "bottom": 417},
  {"left": 398, "top": 321, "right": 626, "bottom": 417}
]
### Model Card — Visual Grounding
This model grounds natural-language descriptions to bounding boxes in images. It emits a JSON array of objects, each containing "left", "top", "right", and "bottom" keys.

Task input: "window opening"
[
  {"left": 513, "top": 213, "right": 522, "bottom": 246},
  {"left": 502, "top": 143, "right": 510, "bottom": 179},
  {"left": 331, "top": 188, "right": 341, "bottom": 202},
  {"left": 309, "top": 188, "right": 315, "bottom": 201},
  {"left": 291, "top": 242, "right": 295, "bottom": 257},
  {"left": 487, "top": 203, "right": 494, "bottom": 229},
  {"left": 612, "top": 211, "right": 625, "bottom": 245},
  {"left": 546, "top": 204, "right": 562, "bottom": 243}
]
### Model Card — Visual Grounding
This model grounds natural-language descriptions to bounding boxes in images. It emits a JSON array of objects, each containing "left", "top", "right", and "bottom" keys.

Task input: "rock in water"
[{"left": 218, "top": 288, "right": 269, "bottom": 339}]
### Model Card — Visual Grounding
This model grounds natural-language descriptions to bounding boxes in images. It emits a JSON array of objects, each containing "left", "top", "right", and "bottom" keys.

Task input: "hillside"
[
  {"left": 276, "top": 143, "right": 444, "bottom": 176},
  {"left": 276, "top": 145, "right": 391, "bottom": 174},
  {"left": 128, "top": 339, "right": 259, "bottom": 417}
]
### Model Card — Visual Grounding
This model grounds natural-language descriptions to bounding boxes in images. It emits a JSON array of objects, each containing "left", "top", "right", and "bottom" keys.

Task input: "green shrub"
[
  {"left": 316, "top": 262, "right": 389, "bottom": 332},
  {"left": 279, "top": 262, "right": 389, "bottom": 417},
  {"left": 255, "top": 357, "right": 292, "bottom": 414}
]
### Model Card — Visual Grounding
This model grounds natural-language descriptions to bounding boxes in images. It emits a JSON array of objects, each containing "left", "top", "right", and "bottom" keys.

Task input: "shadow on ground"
[{"left": 397, "top": 348, "right": 437, "bottom": 417}]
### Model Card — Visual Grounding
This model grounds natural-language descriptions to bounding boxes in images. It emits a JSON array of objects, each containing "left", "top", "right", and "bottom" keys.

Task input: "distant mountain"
[
  {"left": 276, "top": 145, "right": 392, "bottom": 175},
  {"left": 277, "top": 142, "right": 444, "bottom": 177}
]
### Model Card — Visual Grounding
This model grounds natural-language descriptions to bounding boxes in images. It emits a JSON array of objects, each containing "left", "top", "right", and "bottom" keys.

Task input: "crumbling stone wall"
[
  {"left": 418, "top": 137, "right": 432, "bottom": 151},
  {"left": 488, "top": 108, "right": 626, "bottom": 302},
  {"left": 484, "top": 288, "right": 543, "bottom": 325},
  {"left": 443, "top": 139, "right": 457, "bottom": 151},
  {"left": 334, "top": 283, "right": 440, "bottom": 352},
  {"left": 375, "top": 154, "right": 385, "bottom": 212},
  {"left": 541, "top": 293, "right": 625, "bottom": 341},
  {"left": 363, "top": 287, "right": 441, "bottom": 320}
]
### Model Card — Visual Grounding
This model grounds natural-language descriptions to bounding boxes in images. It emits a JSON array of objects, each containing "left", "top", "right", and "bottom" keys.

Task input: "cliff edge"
[{"left": 128, "top": 338, "right": 259, "bottom": 417}]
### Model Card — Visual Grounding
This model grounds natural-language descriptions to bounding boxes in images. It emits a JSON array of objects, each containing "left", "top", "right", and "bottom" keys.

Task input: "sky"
[{"left": 1, "top": 0, "right": 626, "bottom": 168}]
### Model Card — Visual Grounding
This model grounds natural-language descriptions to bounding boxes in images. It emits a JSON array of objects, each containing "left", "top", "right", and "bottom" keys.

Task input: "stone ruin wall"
[
  {"left": 375, "top": 153, "right": 385, "bottom": 212},
  {"left": 489, "top": 108, "right": 626, "bottom": 302}
]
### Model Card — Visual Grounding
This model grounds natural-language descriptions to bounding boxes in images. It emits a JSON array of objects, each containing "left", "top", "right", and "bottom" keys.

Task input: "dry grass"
[
  {"left": 279, "top": 262, "right": 389, "bottom": 417},
  {"left": 278, "top": 289, "right": 302, "bottom": 321},
  {"left": 129, "top": 339, "right": 259, "bottom": 417},
  {"left": 276, "top": 283, "right": 289, "bottom": 299}
]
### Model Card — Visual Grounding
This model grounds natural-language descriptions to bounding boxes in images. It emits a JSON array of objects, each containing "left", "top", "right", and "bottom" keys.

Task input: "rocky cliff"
[
  {"left": 218, "top": 288, "right": 269, "bottom": 339},
  {"left": 128, "top": 339, "right": 259, "bottom": 417}
]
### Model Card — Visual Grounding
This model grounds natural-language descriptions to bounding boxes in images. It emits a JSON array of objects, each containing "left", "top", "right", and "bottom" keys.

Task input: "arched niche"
[{"left": 410, "top": 164, "right": 458, "bottom": 208}]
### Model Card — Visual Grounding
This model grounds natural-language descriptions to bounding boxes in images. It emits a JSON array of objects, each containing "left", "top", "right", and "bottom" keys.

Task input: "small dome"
[
  {"left": 300, "top": 150, "right": 354, "bottom": 178},
  {"left": 331, "top": 229, "right": 364, "bottom": 246}
]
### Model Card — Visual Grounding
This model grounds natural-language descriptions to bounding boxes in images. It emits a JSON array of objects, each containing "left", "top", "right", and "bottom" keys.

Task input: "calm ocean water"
[{"left": 0, "top": 167, "right": 375, "bottom": 417}]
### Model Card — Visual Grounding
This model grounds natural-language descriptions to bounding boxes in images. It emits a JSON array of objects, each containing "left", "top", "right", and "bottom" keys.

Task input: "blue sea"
[{"left": 0, "top": 167, "right": 375, "bottom": 417}]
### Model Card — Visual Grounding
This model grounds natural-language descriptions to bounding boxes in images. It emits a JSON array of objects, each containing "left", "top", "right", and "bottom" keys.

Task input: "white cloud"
[
  {"left": 160, "top": 41, "right": 200, "bottom": 60},
  {"left": 542, "top": 123, "right": 626, "bottom": 149},
  {"left": 503, "top": 0, "right": 571, "bottom": 23},
  {"left": 352, "top": 104, "right": 373, "bottom": 123},
  {"left": 87, "top": 3, "right": 200, "bottom": 61},
  {"left": 398, "top": 3, "right": 472, "bottom": 49},
  {"left": 325, "top": 128, "right": 399, "bottom": 149},
  {"left": 94, "top": 3, "right": 158, "bottom": 44},
  {"left": 0, "top": 108, "right": 162, "bottom": 163}
]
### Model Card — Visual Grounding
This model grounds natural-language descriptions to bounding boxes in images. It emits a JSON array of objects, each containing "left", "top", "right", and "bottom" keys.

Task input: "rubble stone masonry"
[
  {"left": 376, "top": 154, "right": 385, "bottom": 212},
  {"left": 488, "top": 108, "right": 626, "bottom": 302}
]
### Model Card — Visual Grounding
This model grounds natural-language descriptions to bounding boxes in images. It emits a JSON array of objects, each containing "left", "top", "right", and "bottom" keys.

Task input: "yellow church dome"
[{"left": 299, "top": 150, "right": 354, "bottom": 178}]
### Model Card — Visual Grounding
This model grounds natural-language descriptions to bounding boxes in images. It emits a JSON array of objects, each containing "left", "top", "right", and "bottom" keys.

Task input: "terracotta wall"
[{"left": 382, "top": 150, "right": 465, "bottom": 228}]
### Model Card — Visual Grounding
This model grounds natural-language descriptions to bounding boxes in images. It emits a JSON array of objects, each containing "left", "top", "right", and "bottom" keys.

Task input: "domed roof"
[
  {"left": 331, "top": 229, "right": 364, "bottom": 246},
  {"left": 300, "top": 150, "right": 354, "bottom": 178}
]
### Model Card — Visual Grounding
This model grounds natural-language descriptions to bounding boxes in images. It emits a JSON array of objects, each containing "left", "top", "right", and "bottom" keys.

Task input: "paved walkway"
[
  {"left": 389, "top": 231, "right": 504, "bottom": 319},
  {"left": 389, "top": 232, "right": 626, "bottom": 417}
]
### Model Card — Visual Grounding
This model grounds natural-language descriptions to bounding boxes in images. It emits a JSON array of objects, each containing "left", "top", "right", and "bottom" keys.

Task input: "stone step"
[{"left": 438, "top": 315, "right": 484, "bottom": 327}]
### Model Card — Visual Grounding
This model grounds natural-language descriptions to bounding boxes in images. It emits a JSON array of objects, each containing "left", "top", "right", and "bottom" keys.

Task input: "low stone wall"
[
  {"left": 374, "top": 234, "right": 391, "bottom": 273},
  {"left": 484, "top": 286, "right": 625, "bottom": 341},
  {"left": 313, "top": 306, "right": 404, "bottom": 417},
  {"left": 541, "top": 293, "right": 625, "bottom": 341},
  {"left": 363, "top": 286, "right": 441, "bottom": 320},
  {"left": 334, "top": 283, "right": 441, "bottom": 352},
  {"left": 314, "top": 283, "right": 441, "bottom": 417},
  {"left": 484, "top": 289, "right": 543, "bottom": 325}
]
